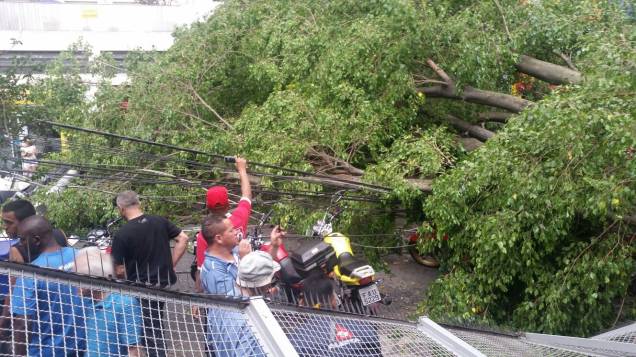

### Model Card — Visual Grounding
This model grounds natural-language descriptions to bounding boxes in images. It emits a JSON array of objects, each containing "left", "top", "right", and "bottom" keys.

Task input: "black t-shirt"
[{"left": 111, "top": 214, "right": 181, "bottom": 286}]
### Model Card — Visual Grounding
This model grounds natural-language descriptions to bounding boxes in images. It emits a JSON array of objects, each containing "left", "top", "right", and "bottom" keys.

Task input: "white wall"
[{"left": 0, "top": 1, "right": 222, "bottom": 52}]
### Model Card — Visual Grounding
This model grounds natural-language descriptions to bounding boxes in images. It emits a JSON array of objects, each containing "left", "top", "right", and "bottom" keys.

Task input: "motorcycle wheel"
[{"left": 407, "top": 244, "right": 440, "bottom": 268}]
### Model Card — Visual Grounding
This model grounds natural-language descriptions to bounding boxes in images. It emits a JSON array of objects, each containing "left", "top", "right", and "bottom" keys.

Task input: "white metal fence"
[{"left": 0, "top": 260, "right": 633, "bottom": 357}]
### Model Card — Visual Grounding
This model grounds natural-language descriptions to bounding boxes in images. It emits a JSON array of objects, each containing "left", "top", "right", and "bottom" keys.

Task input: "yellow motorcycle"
[{"left": 290, "top": 192, "right": 390, "bottom": 314}]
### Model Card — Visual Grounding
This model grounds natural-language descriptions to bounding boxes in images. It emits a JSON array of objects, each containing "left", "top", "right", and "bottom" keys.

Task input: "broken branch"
[
  {"left": 447, "top": 115, "right": 495, "bottom": 141},
  {"left": 516, "top": 55, "right": 582, "bottom": 85}
]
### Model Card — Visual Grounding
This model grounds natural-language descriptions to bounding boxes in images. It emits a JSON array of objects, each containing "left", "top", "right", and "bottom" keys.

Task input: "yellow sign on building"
[{"left": 81, "top": 9, "right": 98, "bottom": 19}]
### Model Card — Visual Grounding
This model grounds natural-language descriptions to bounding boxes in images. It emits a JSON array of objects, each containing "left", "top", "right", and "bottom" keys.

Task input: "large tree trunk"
[
  {"left": 516, "top": 55, "right": 582, "bottom": 85},
  {"left": 447, "top": 115, "right": 495, "bottom": 141}
]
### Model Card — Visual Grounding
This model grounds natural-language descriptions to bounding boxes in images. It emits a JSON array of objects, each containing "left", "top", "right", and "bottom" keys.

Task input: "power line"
[
  {"left": 32, "top": 136, "right": 386, "bottom": 200},
  {"left": 32, "top": 135, "right": 389, "bottom": 201},
  {"left": 2, "top": 159, "right": 383, "bottom": 203},
  {"left": 39, "top": 120, "right": 392, "bottom": 193}
]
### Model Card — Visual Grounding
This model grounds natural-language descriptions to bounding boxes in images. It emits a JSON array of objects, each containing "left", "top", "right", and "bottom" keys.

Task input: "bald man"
[{"left": 9, "top": 216, "right": 85, "bottom": 356}]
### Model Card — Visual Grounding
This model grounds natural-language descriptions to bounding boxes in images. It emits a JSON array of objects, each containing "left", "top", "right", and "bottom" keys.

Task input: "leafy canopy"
[{"left": 4, "top": 0, "right": 634, "bottom": 337}]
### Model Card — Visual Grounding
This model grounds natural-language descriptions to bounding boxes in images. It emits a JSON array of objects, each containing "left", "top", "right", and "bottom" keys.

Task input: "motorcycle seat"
[{"left": 338, "top": 252, "right": 370, "bottom": 277}]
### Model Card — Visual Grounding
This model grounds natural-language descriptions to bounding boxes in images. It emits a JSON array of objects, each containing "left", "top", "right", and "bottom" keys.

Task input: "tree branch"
[
  {"left": 307, "top": 148, "right": 365, "bottom": 176},
  {"left": 186, "top": 83, "right": 234, "bottom": 130},
  {"left": 478, "top": 111, "right": 512, "bottom": 123},
  {"left": 447, "top": 115, "right": 495, "bottom": 141},
  {"left": 417, "top": 59, "right": 533, "bottom": 112},
  {"left": 426, "top": 58, "right": 454, "bottom": 84},
  {"left": 457, "top": 137, "right": 484, "bottom": 152},
  {"left": 417, "top": 79, "right": 449, "bottom": 85},
  {"left": 493, "top": 0, "right": 512, "bottom": 43},
  {"left": 516, "top": 55, "right": 582, "bottom": 85},
  {"left": 274, "top": 174, "right": 390, "bottom": 194},
  {"left": 463, "top": 86, "right": 532, "bottom": 113},
  {"left": 553, "top": 50, "right": 578, "bottom": 72}
]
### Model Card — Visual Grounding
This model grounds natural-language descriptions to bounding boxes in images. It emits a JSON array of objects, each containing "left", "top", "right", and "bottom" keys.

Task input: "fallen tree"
[{"left": 13, "top": 0, "right": 633, "bottom": 337}]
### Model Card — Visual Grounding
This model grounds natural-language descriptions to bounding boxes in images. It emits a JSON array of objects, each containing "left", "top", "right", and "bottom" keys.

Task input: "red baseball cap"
[{"left": 206, "top": 186, "right": 229, "bottom": 210}]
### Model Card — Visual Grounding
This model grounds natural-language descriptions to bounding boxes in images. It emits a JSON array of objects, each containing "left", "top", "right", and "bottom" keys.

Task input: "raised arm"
[{"left": 235, "top": 157, "right": 251, "bottom": 201}]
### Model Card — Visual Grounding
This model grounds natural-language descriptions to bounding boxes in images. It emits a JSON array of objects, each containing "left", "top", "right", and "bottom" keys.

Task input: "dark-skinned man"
[
  {"left": 9, "top": 215, "right": 84, "bottom": 356},
  {"left": 0, "top": 200, "right": 71, "bottom": 354},
  {"left": 2, "top": 199, "right": 68, "bottom": 263}
]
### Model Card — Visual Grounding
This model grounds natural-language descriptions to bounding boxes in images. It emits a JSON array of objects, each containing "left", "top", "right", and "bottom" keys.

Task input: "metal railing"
[{"left": 0, "top": 260, "right": 633, "bottom": 356}]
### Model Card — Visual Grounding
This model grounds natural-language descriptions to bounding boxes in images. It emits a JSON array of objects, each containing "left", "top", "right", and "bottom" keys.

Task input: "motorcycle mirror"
[
  {"left": 260, "top": 210, "right": 273, "bottom": 226},
  {"left": 106, "top": 216, "right": 122, "bottom": 228}
]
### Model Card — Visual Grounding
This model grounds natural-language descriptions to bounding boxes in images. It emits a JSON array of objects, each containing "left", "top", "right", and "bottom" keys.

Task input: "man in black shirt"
[{"left": 111, "top": 190, "right": 188, "bottom": 357}]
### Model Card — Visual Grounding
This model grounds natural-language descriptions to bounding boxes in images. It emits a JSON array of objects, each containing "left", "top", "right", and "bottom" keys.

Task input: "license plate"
[{"left": 359, "top": 284, "right": 381, "bottom": 306}]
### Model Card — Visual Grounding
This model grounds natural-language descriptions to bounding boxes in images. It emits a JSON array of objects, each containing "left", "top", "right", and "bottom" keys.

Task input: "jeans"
[{"left": 141, "top": 299, "right": 166, "bottom": 357}]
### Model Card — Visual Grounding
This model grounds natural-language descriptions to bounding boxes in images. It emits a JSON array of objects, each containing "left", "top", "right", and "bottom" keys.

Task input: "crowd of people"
[{"left": 0, "top": 157, "right": 381, "bottom": 356}]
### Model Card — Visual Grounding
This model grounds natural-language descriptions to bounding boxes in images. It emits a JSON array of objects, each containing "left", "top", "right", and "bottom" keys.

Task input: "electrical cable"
[
  {"left": 32, "top": 136, "right": 386, "bottom": 199},
  {"left": 2, "top": 160, "right": 383, "bottom": 203},
  {"left": 38, "top": 120, "right": 392, "bottom": 193},
  {"left": 33, "top": 134, "right": 386, "bottom": 197},
  {"left": 5, "top": 151, "right": 385, "bottom": 202}
]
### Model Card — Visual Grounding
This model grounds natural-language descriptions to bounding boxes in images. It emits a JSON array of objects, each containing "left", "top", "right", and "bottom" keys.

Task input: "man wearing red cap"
[{"left": 194, "top": 157, "right": 252, "bottom": 292}]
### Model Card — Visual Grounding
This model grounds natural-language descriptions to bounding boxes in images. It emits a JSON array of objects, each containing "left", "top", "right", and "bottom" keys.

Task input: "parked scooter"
[
  {"left": 251, "top": 193, "right": 390, "bottom": 314},
  {"left": 302, "top": 192, "right": 390, "bottom": 313}
]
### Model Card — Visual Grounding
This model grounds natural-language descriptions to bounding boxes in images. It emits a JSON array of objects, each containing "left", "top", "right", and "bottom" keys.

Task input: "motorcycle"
[
  {"left": 252, "top": 193, "right": 390, "bottom": 314},
  {"left": 68, "top": 217, "right": 121, "bottom": 253},
  {"left": 247, "top": 210, "right": 303, "bottom": 298},
  {"left": 406, "top": 231, "right": 442, "bottom": 268}
]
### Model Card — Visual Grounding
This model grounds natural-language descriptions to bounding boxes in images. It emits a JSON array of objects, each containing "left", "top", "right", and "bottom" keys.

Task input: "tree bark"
[
  {"left": 420, "top": 86, "right": 460, "bottom": 99},
  {"left": 405, "top": 178, "right": 433, "bottom": 192},
  {"left": 516, "top": 55, "right": 582, "bottom": 85},
  {"left": 462, "top": 86, "right": 532, "bottom": 113},
  {"left": 417, "top": 59, "right": 533, "bottom": 113},
  {"left": 447, "top": 115, "right": 495, "bottom": 141},
  {"left": 307, "top": 149, "right": 365, "bottom": 176},
  {"left": 457, "top": 137, "right": 484, "bottom": 152},
  {"left": 478, "top": 111, "right": 512, "bottom": 123}
]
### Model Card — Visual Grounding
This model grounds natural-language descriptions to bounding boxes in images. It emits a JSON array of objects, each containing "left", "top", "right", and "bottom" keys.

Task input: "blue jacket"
[{"left": 11, "top": 247, "right": 86, "bottom": 357}]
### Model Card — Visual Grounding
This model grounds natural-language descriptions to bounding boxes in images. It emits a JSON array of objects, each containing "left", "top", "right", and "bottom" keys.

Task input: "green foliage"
[
  {"left": 365, "top": 126, "right": 460, "bottom": 208},
  {"left": 6, "top": 0, "right": 633, "bottom": 338},
  {"left": 31, "top": 187, "right": 117, "bottom": 236},
  {"left": 0, "top": 56, "right": 36, "bottom": 136},
  {"left": 421, "top": 19, "right": 636, "bottom": 336}
]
